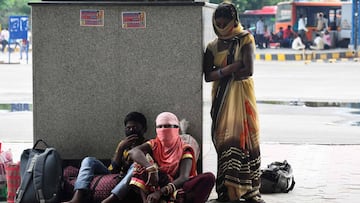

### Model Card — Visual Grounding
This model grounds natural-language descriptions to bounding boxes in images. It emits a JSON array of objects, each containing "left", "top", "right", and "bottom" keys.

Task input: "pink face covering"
[
  {"left": 156, "top": 128, "right": 180, "bottom": 148},
  {"left": 151, "top": 112, "right": 183, "bottom": 177}
]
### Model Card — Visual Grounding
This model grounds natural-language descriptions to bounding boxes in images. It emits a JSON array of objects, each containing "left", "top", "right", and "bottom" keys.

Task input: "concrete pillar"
[{"left": 30, "top": 1, "right": 207, "bottom": 170}]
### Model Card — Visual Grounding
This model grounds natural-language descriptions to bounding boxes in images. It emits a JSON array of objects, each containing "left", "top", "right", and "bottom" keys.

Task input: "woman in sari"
[
  {"left": 202, "top": 3, "right": 264, "bottom": 203},
  {"left": 128, "top": 112, "right": 215, "bottom": 203}
]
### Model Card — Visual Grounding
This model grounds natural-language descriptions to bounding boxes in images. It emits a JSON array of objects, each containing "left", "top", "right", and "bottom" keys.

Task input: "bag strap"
[
  {"left": 286, "top": 177, "right": 295, "bottom": 193},
  {"left": 91, "top": 175, "right": 104, "bottom": 191},
  {"left": 15, "top": 153, "right": 40, "bottom": 203},
  {"left": 33, "top": 139, "right": 49, "bottom": 150},
  {"left": 33, "top": 148, "right": 59, "bottom": 203},
  {"left": 89, "top": 175, "right": 104, "bottom": 201}
]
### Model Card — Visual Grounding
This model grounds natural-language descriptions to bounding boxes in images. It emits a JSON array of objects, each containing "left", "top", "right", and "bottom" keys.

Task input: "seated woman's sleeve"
[
  {"left": 182, "top": 148, "right": 194, "bottom": 160},
  {"left": 181, "top": 147, "right": 197, "bottom": 177}
]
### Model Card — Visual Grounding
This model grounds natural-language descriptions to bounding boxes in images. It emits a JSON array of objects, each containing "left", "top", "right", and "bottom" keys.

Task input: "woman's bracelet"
[
  {"left": 162, "top": 182, "right": 176, "bottom": 196},
  {"left": 217, "top": 68, "right": 224, "bottom": 78},
  {"left": 168, "top": 183, "right": 176, "bottom": 192}
]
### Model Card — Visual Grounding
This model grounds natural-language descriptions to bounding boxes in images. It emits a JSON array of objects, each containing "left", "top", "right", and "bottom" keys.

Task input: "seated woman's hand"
[
  {"left": 146, "top": 170, "right": 159, "bottom": 187},
  {"left": 146, "top": 190, "right": 162, "bottom": 203}
]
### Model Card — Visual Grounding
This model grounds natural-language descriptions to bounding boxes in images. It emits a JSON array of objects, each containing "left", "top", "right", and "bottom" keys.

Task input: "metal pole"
[{"left": 353, "top": 0, "right": 359, "bottom": 50}]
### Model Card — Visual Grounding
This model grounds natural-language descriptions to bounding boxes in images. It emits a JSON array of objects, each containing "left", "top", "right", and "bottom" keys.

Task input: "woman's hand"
[
  {"left": 146, "top": 171, "right": 159, "bottom": 187},
  {"left": 146, "top": 190, "right": 162, "bottom": 203},
  {"left": 226, "top": 61, "right": 243, "bottom": 73}
]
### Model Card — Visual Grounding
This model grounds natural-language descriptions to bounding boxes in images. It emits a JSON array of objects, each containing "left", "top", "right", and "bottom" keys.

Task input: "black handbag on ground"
[{"left": 260, "top": 160, "right": 295, "bottom": 193}]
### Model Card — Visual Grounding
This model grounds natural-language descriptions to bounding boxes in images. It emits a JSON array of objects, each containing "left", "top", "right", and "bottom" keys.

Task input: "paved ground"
[
  {"left": 204, "top": 144, "right": 360, "bottom": 203},
  {"left": 2, "top": 141, "right": 360, "bottom": 203}
]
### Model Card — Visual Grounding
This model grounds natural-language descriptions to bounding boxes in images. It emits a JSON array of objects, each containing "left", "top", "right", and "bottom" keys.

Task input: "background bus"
[
  {"left": 275, "top": 1, "right": 342, "bottom": 45},
  {"left": 338, "top": 2, "right": 352, "bottom": 47},
  {"left": 240, "top": 6, "right": 277, "bottom": 33}
]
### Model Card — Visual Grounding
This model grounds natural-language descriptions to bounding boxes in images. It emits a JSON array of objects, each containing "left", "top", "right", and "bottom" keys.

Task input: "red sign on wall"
[
  {"left": 122, "top": 11, "right": 146, "bottom": 29},
  {"left": 80, "top": 10, "right": 104, "bottom": 27}
]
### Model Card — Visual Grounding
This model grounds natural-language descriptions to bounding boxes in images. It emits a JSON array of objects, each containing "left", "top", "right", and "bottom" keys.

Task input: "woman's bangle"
[
  {"left": 217, "top": 68, "right": 224, "bottom": 78},
  {"left": 168, "top": 183, "right": 176, "bottom": 193},
  {"left": 162, "top": 183, "right": 176, "bottom": 196}
]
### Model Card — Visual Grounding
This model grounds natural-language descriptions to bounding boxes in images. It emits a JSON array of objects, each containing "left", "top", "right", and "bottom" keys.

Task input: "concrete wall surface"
[{"left": 30, "top": 1, "right": 205, "bottom": 161}]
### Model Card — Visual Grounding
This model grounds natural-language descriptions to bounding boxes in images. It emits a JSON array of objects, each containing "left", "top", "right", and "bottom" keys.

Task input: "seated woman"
[
  {"left": 128, "top": 112, "right": 215, "bottom": 203},
  {"left": 322, "top": 30, "right": 331, "bottom": 49}
]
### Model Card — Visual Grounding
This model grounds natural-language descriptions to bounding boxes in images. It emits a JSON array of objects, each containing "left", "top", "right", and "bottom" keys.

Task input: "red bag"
[
  {"left": 90, "top": 174, "right": 122, "bottom": 203},
  {"left": 63, "top": 166, "right": 121, "bottom": 203},
  {"left": 5, "top": 163, "right": 20, "bottom": 203},
  {"left": 0, "top": 163, "right": 6, "bottom": 201}
]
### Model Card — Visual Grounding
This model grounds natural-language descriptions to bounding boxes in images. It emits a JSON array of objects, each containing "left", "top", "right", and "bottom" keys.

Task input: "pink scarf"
[{"left": 150, "top": 112, "right": 184, "bottom": 177}]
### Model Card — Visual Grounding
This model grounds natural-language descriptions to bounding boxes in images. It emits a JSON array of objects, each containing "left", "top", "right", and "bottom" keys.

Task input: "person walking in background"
[
  {"left": 255, "top": 16, "right": 265, "bottom": 49},
  {"left": 0, "top": 27, "right": 9, "bottom": 53},
  {"left": 297, "top": 14, "right": 308, "bottom": 44},
  {"left": 323, "top": 14, "right": 329, "bottom": 31},
  {"left": 63, "top": 112, "right": 148, "bottom": 203},
  {"left": 19, "top": 39, "right": 29, "bottom": 60},
  {"left": 263, "top": 25, "right": 272, "bottom": 48},
  {"left": 128, "top": 112, "right": 215, "bottom": 203},
  {"left": 316, "top": 12, "right": 328, "bottom": 33},
  {"left": 202, "top": 2, "right": 264, "bottom": 203}
]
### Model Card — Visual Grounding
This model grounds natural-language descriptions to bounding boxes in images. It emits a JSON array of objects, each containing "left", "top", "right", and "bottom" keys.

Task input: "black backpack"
[
  {"left": 15, "top": 139, "right": 63, "bottom": 203},
  {"left": 260, "top": 160, "right": 295, "bottom": 193}
]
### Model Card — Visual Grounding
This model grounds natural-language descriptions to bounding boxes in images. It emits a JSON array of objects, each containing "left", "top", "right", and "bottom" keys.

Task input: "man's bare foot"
[
  {"left": 62, "top": 189, "right": 86, "bottom": 203},
  {"left": 102, "top": 194, "right": 119, "bottom": 203}
]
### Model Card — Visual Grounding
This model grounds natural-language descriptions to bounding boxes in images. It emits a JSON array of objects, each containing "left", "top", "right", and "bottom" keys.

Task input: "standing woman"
[{"left": 203, "top": 2, "right": 264, "bottom": 203}]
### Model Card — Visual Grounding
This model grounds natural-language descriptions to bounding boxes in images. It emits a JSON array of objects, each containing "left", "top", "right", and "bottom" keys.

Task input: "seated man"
[
  {"left": 292, "top": 34, "right": 306, "bottom": 50},
  {"left": 128, "top": 112, "right": 215, "bottom": 203},
  {"left": 272, "top": 27, "right": 284, "bottom": 43},
  {"left": 63, "top": 111, "right": 148, "bottom": 203},
  {"left": 281, "top": 25, "right": 295, "bottom": 48},
  {"left": 310, "top": 33, "right": 325, "bottom": 50}
]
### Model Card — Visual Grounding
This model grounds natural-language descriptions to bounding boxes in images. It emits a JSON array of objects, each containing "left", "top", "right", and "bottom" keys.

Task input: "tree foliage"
[
  {"left": 209, "top": 0, "right": 283, "bottom": 13},
  {"left": 0, "top": 0, "right": 40, "bottom": 28}
]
